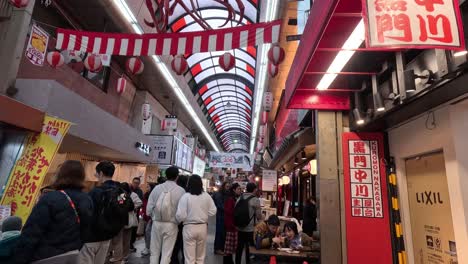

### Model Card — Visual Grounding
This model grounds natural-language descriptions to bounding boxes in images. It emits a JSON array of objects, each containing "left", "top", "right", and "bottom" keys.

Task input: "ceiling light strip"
[
  {"left": 111, "top": 0, "right": 220, "bottom": 151},
  {"left": 316, "top": 19, "right": 365, "bottom": 90},
  {"left": 250, "top": 0, "right": 279, "bottom": 154}
]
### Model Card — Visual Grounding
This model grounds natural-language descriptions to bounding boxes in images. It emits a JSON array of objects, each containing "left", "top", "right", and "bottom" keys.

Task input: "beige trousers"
[
  {"left": 182, "top": 224, "right": 208, "bottom": 264},
  {"left": 78, "top": 240, "right": 111, "bottom": 264},
  {"left": 110, "top": 228, "right": 132, "bottom": 261},
  {"left": 150, "top": 221, "right": 178, "bottom": 264}
]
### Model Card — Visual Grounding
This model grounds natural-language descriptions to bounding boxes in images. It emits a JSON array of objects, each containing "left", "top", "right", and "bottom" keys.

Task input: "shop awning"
[
  {"left": 283, "top": 0, "right": 392, "bottom": 110},
  {"left": 0, "top": 95, "right": 44, "bottom": 132}
]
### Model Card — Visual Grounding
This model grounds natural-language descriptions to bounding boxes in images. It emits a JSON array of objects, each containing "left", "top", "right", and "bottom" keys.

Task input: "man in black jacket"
[{"left": 78, "top": 161, "right": 121, "bottom": 264}]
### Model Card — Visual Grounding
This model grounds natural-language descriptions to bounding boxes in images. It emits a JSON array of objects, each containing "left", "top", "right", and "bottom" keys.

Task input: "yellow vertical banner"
[{"left": 0, "top": 115, "right": 71, "bottom": 222}]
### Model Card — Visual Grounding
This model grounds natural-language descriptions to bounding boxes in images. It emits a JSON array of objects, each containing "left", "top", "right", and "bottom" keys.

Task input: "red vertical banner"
[{"left": 342, "top": 132, "right": 393, "bottom": 264}]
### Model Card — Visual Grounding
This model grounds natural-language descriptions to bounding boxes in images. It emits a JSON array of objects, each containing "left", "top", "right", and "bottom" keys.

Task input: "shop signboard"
[
  {"left": 1, "top": 115, "right": 71, "bottom": 222},
  {"left": 192, "top": 156, "right": 206, "bottom": 177},
  {"left": 209, "top": 152, "right": 254, "bottom": 171},
  {"left": 342, "top": 132, "right": 392, "bottom": 264},
  {"left": 174, "top": 137, "right": 193, "bottom": 172},
  {"left": 262, "top": 170, "right": 277, "bottom": 192},
  {"left": 26, "top": 24, "right": 49, "bottom": 66},
  {"left": 149, "top": 135, "right": 174, "bottom": 165},
  {"left": 405, "top": 152, "right": 458, "bottom": 264},
  {"left": 363, "top": 0, "right": 465, "bottom": 50}
]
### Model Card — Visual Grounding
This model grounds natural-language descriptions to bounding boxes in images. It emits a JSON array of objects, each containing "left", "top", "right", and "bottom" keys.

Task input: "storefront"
[
  {"left": 0, "top": 95, "right": 44, "bottom": 197},
  {"left": 387, "top": 101, "right": 468, "bottom": 264}
]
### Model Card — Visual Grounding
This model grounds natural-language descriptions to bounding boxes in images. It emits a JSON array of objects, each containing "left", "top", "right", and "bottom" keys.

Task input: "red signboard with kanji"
[
  {"left": 342, "top": 132, "right": 393, "bottom": 263},
  {"left": 363, "top": 0, "right": 465, "bottom": 50}
]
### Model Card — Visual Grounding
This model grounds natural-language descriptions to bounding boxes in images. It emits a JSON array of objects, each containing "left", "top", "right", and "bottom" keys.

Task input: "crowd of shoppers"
[{"left": 1, "top": 160, "right": 318, "bottom": 264}]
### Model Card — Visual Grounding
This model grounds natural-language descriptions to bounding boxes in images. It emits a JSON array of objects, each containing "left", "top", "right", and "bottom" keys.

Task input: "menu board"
[
  {"left": 173, "top": 137, "right": 193, "bottom": 173},
  {"left": 262, "top": 170, "right": 277, "bottom": 192}
]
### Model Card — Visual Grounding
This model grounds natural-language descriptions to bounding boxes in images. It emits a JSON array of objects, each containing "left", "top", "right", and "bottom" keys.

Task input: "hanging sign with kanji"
[
  {"left": 342, "top": 132, "right": 393, "bottom": 264},
  {"left": 0, "top": 115, "right": 71, "bottom": 222},
  {"left": 363, "top": 0, "right": 465, "bottom": 49}
]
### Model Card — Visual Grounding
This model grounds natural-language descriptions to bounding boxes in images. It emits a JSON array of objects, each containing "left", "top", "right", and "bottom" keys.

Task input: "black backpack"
[
  {"left": 95, "top": 187, "right": 134, "bottom": 238},
  {"left": 234, "top": 195, "right": 255, "bottom": 228}
]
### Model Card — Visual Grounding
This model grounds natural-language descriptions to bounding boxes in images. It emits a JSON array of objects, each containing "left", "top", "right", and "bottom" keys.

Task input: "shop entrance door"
[{"left": 406, "top": 152, "right": 458, "bottom": 264}]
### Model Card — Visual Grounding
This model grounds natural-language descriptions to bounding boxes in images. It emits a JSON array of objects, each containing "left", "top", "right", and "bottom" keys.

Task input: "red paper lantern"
[
  {"left": 268, "top": 43, "right": 285, "bottom": 66},
  {"left": 46, "top": 51, "right": 64, "bottom": 68},
  {"left": 84, "top": 54, "right": 103, "bottom": 73},
  {"left": 171, "top": 55, "right": 188, "bottom": 75},
  {"left": 268, "top": 63, "right": 278, "bottom": 78},
  {"left": 126, "top": 57, "right": 144, "bottom": 75},
  {"left": 218, "top": 52, "right": 235, "bottom": 71},
  {"left": 116, "top": 77, "right": 127, "bottom": 95},
  {"left": 9, "top": 0, "right": 28, "bottom": 8}
]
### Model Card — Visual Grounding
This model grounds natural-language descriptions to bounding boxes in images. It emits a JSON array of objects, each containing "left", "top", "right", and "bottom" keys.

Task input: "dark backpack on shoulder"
[
  {"left": 234, "top": 195, "right": 255, "bottom": 228},
  {"left": 95, "top": 187, "right": 134, "bottom": 238}
]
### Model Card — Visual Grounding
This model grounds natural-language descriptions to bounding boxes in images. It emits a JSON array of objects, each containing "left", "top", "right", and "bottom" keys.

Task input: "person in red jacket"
[{"left": 223, "top": 183, "right": 242, "bottom": 264}]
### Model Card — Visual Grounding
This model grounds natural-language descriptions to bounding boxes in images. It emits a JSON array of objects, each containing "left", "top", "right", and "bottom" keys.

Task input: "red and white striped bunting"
[{"left": 55, "top": 20, "right": 281, "bottom": 56}]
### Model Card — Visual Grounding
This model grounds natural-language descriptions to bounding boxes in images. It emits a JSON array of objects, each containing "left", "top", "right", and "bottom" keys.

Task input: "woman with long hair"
[
  {"left": 223, "top": 183, "right": 242, "bottom": 264},
  {"left": 176, "top": 175, "right": 217, "bottom": 264},
  {"left": 11, "top": 160, "right": 93, "bottom": 264}
]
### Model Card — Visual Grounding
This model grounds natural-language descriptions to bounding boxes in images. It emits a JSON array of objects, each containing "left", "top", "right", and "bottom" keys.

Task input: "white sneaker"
[{"left": 141, "top": 248, "right": 150, "bottom": 257}]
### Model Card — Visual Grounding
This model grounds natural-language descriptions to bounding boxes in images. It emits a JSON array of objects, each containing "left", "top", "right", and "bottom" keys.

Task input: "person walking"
[
  {"left": 234, "top": 183, "right": 262, "bottom": 264},
  {"left": 79, "top": 161, "right": 133, "bottom": 264},
  {"left": 223, "top": 183, "right": 242, "bottom": 264},
  {"left": 171, "top": 175, "right": 189, "bottom": 264},
  {"left": 141, "top": 183, "right": 157, "bottom": 257},
  {"left": 109, "top": 182, "right": 141, "bottom": 263},
  {"left": 212, "top": 182, "right": 230, "bottom": 255},
  {"left": 147, "top": 167, "right": 186, "bottom": 264},
  {"left": 130, "top": 177, "right": 144, "bottom": 252},
  {"left": 11, "top": 160, "right": 93, "bottom": 264},
  {"left": 176, "top": 175, "right": 217, "bottom": 264}
]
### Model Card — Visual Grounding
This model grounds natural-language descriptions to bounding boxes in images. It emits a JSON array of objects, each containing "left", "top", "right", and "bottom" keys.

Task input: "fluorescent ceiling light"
[
  {"left": 111, "top": 0, "right": 220, "bottom": 151},
  {"left": 250, "top": 0, "right": 279, "bottom": 154},
  {"left": 317, "top": 19, "right": 365, "bottom": 90},
  {"left": 454, "top": 50, "right": 468, "bottom": 57},
  {"left": 113, "top": 0, "right": 138, "bottom": 23}
]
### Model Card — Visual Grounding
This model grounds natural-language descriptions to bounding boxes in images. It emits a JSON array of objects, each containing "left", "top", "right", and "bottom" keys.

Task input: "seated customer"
[
  {"left": 254, "top": 215, "right": 281, "bottom": 249},
  {"left": 0, "top": 216, "right": 23, "bottom": 260},
  {"left": 281, "top": 221, "right": 316, "bottom": 251}
]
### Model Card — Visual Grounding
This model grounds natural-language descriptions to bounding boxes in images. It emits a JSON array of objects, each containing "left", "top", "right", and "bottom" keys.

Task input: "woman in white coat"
[{"left": 176, "top": 175, "right": 217, "bottom": 264}]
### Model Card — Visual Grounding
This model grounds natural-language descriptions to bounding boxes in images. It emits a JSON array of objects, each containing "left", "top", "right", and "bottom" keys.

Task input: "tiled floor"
[{"left": 127, "top": 216, "right": 222, "bottom": 264}]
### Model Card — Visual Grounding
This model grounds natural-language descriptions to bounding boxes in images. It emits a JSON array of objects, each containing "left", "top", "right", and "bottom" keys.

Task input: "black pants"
[
  {"left": 224, "top": 255, "right": 234, "bottom": 264},
  {"left": 130, "top": 226, "right": 137, "bottom": 249},
  {"left": 235, "top": 231, "right": 253, "bottom": 264}
]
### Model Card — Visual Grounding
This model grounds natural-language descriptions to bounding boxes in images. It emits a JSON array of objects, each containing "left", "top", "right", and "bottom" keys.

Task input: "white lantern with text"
[{"left": 141, "top": 103, "right": 152, "bottom": 120}]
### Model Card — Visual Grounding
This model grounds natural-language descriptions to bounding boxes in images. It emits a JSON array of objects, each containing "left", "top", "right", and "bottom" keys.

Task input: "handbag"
[
  {"left": 137, "top": 218, "right": 146, "bottom": 235},
  {"left": 125, "top": 211, "right": 138, "bottom": 228}
]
